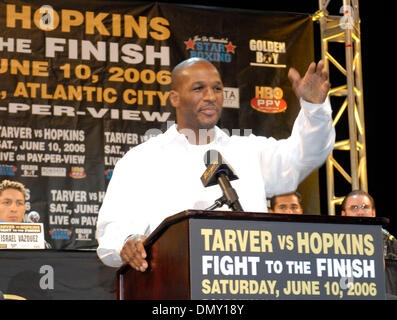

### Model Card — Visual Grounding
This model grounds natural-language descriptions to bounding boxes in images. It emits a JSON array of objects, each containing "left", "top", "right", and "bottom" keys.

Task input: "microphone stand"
[
  {"left": 215, "top": 170, "right": 243, "bottom": 211},
  {"left": 201, "top": 149, "right": 244, "bottom": 212},
  {"left": 205, "top": 195, "right": 227, "bottom": 210}
]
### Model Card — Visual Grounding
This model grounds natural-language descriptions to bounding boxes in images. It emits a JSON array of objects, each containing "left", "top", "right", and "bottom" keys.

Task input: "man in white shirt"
[{"left": 96, "top": 57, "right": 335, "bottom": 270}]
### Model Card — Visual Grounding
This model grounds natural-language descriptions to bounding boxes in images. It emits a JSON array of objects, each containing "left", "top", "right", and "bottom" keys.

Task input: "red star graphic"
[
  {"left": 184, "top": 38, "right": 195, "bottom": 50},
  {"left": 225, "top": 41, "right": 236, "bottom": 54}
]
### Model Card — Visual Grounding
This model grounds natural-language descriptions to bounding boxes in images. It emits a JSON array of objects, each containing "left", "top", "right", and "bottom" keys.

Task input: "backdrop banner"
[{"left": 0, "top": 1, "right": 314, "bottom": 249}]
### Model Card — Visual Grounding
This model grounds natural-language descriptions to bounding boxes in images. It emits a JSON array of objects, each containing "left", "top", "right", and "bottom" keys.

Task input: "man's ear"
[{"left": 169, "top": 90, "right": 179, "bottom": 108}]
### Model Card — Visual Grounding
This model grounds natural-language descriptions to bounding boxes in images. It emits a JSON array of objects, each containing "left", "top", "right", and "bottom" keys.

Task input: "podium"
[{"left": 117, "top": 210, "right": 388, "bottom": 300}]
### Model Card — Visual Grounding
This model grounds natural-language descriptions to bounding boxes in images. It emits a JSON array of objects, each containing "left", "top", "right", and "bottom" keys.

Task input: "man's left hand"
[{"left": 288, "top": 60, "right": 330, "bottom": 104}]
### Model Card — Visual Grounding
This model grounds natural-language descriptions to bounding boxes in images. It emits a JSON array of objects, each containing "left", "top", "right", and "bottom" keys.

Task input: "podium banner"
[
  {"left": 189, "top": 218, "right": 386, "bottom": 300},
  {"left": 0, "top": 1, "right": 314, "bottom": 249}
]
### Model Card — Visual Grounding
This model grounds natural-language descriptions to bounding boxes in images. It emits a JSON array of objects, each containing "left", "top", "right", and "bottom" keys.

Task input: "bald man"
[
  {"left": 96, "top": 57, "right": 335, "bottom": 270},
  {"left": 341, "top": 190, "right": 397, "bottom": 259}
]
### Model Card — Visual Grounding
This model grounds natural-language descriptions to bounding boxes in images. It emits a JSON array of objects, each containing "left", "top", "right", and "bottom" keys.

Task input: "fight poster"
[{"left": 0, "top": 1, "right": 314, "bottom": 249}]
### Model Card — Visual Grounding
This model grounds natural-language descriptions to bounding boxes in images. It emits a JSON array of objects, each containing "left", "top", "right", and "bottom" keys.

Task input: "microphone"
[
  {"left": 201, "top": 150, "right": 243, "bottom": 212},
  {"left": 27, "top": 211, "right": 40, "bottom": 223},
  {"left": 27, "top": 211, "right": 52, "bottom": 249},
  {"left": 383, "top": 228, "right": 395, "bottom": 241}
]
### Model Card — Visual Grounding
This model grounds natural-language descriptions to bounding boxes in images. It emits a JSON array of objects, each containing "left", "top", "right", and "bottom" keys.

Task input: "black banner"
[
  {"left": 0, "top": 250, "right": 115, "bottom": 299},
  {"left": 0, "top": 1, "right": 314, "bottom": 249}
]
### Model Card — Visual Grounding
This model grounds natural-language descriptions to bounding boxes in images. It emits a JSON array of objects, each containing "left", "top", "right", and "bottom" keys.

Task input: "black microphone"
[{"left": 201, "top": 150, "right": 243, "bottom": 212}]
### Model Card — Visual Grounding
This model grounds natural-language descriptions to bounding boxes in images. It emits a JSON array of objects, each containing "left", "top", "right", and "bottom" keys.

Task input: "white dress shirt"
[{"left": 96, "top": 98, "right": 335, "bottom": 267}]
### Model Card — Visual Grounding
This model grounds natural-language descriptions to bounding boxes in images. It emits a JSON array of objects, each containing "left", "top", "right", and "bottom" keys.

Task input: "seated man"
[
  {"left": 0, "top": 180, "right": 26, "bottom": 223},
  {"left": 341, "top": 190, "right": 397, "bottom": 260},
  {"left": 268, "top": 191, "right": 303, "bottom": 214}
]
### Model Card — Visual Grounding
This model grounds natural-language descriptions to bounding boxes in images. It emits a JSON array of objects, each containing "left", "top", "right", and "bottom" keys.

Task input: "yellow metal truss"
[{"left": 313, "top": 0, "right": 367, "bottom": 215}]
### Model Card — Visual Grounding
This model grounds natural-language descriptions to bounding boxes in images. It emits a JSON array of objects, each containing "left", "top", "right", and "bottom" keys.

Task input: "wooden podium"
[{"left": 117, "top": 210, "right": 388, "bottom": 300}]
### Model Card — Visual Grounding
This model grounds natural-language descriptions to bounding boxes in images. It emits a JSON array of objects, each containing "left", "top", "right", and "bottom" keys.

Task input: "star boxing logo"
[{"left": 184, "top": 35, "right": 236, "bottom": 63}]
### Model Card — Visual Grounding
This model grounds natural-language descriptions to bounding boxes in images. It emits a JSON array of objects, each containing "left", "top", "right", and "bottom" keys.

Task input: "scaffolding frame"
[{"left": 313, "top": 0, "right": 367, "bottom": 215}]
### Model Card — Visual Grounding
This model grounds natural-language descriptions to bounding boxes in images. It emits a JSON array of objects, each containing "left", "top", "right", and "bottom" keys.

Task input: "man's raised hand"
[{"left": 288, "top": 60, "right": 330, "bottom": 104}]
